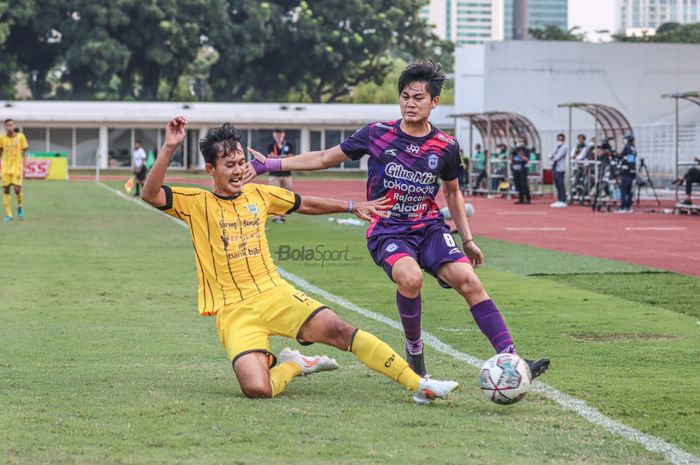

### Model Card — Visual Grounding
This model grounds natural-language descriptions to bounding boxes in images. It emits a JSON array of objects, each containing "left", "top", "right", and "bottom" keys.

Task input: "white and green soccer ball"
[
  {"left": 479, "top": 353, "right": 531, "bottom": 405},
  {"left": 440, "top": 203, "right": 474, "bottom": 220}
]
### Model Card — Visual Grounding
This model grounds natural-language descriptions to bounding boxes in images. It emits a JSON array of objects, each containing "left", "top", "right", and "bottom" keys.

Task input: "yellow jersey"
[
  {"left": 159, "top": 183, "right": 300, "bottom": 316},
  {"left": 0, "top": 132, "right": 28, "bottom": 174}
]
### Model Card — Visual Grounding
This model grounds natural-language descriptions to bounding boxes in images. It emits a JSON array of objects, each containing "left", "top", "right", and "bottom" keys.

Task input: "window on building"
[
  {"left": 187, "top": 129, "right": 200, "bottom": 169},
  {"left": 75, "top": 128, "right": 99, "bottom": 167},
  {"left": 23, "top": 128, "right": 47, "bottom": 153},
  {"left": 108, "top": 128, "right": 132, "bottom": 167},
  {"left": 310, "top": 130, "right": 322, "bottom": 151},
  {"left": 49, "top": 128, "right": 72, "bottom": 158},
  {"left": 134, "top": 128, "right": 158, "bottom": 164},
  {"left": 158, "top": 129, "right": 185, "bottom": 167},
  {"left": 251, "top": 129, "right": 300, "bottom": 156}
]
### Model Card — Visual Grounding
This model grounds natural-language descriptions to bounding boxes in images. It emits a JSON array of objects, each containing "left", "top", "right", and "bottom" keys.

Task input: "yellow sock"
[
  {"left": 269, "top": 361, "right": 302, "bottom": 397},
  {"left": 3, "top": 193, "right": 10, "bottom": 217},
  {"left": 16, "top": 191, "right": 22, "bottom": 207},
  {"left": 350, "top": 330, "right": 421, "bottom": 392}
]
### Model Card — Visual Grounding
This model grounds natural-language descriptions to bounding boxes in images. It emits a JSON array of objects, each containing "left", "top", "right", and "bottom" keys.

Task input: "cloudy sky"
[{"left": 568, "top": 0, "right": 617, "bottom": 42}]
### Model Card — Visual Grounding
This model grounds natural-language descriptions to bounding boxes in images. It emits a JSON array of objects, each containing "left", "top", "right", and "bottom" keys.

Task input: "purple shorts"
[{"left": 367, "top": 223, "right": 470, "bottom": 289}]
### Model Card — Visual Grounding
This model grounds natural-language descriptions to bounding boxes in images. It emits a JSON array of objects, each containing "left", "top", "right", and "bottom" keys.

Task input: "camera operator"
[
  {"left": 672, "top": 156, "right": 700, "bottom": 205},
  {"left": 616, "top": 134, "right": 637, "bottom": 213},
  {"left": 511, "top": 136, "right": 531, "bottom": 205}
]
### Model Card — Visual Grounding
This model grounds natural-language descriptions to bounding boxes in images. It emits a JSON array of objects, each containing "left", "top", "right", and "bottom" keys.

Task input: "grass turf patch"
[{"left": 1, "top": 181, "right": 698, "bottom": 464}]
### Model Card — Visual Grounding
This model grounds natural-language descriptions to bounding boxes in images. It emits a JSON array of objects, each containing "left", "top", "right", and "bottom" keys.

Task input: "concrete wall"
[{"left": 455, "top": 41, "right": 700, "bottom": 179}]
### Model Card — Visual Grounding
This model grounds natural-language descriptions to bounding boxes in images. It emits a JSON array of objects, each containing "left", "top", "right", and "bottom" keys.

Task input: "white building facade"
[
  {"left": 1, "top": 101, "right": 455, "bottom": 170},
  {"left": 454, "top": 41, "right": 700, "bottom": 177},
  {"left": 420, "top": 0, "right": 504, "bottom": 45},
  {"left": 617, "top": 0, "right": 700, "bottom": 32}
]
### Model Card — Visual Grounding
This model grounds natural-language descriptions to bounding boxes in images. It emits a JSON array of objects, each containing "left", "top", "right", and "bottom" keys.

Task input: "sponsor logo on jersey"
[
  {"left": 437, "top": 133, "right": 456, "bottom": 145},
  {"left": 406, "top": 143, "right": 420, "bottom": 154},
  {"left": 374, "top": 122, "right": 393, "bottom": 130},
  {"left": 384, "top": 162, "right": 437, "bottom": 185},
  {"left": 384, "top": 149, "right": 398, "bottom": 157},
  {"left": 428, "top": 154, "right": 439, "bottom": 169}
]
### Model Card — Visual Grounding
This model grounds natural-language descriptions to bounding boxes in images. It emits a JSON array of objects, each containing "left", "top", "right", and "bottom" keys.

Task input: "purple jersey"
[{"left": 340, "top": 119, "right": 462, "bottom": 237}]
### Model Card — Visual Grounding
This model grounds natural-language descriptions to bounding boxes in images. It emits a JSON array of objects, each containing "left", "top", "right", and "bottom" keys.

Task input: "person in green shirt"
[{"left": 472, "top": 144, "right": 487, "bottom": 190}]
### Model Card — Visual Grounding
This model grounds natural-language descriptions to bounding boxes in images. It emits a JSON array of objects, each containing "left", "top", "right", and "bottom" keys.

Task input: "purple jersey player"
[{"left": 245, "top": 60, "right": 549, "bottom": 380}]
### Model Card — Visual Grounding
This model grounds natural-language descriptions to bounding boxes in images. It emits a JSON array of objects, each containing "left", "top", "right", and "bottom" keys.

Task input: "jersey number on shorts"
[{"left": 443, "top": 233, "right": 456, "bottom": 247}]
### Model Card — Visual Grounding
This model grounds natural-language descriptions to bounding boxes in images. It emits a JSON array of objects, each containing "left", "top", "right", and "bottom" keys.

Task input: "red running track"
[{"left": 81, "top": 176, "right": 700, "bottom": 277}]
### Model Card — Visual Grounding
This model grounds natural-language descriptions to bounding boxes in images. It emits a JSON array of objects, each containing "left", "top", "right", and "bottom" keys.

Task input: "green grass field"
[{"left": 1, "top": 181, "right": 699, "bottom": 465}]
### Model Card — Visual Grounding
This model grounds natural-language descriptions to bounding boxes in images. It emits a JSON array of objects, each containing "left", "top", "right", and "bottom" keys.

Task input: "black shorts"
[{"left": 135, "top": 166, "right": 147, "bottom": 181}]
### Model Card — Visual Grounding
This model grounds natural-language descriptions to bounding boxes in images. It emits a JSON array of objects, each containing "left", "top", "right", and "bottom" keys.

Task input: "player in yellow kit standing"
[
  {"left": 0, "top": 119, "right": 29, "bottom": 221},
  {"left": 141, "top": 117, "right": 459, "bottom": 403}
]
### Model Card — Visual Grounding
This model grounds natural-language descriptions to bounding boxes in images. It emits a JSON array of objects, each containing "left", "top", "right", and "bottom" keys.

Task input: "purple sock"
[
  {"left": 470, "top": 299, "right": 516, "bottom": 354},
  {"left": 397, "top": 291, "right": 423, "bottom": 355}
]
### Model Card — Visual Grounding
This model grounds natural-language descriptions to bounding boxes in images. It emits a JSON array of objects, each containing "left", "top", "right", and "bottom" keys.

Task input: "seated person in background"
[
  {"left": 460, "top": 149, "right": 469, "bottom": 192},
  {"left": 671, "top": 157, "right": 700, "bottom": 205},
  {"left": 472, "top": 144, "right": 487, "bottom": 191}
]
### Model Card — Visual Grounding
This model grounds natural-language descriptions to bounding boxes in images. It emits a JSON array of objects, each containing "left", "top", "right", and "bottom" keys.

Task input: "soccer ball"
[
  {"left": 479, "top": 353, "right": 531, "bottom": 405},
  {"left": 440, "top": 203, "right": 474, "bottom": 220}
]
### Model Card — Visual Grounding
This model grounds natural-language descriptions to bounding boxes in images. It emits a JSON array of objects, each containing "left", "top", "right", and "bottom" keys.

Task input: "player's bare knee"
[
  {"left": 333, "top": 321, "right": 356, "bottom": 350},
  {"left": 241, "top": 382, "right": 273, "bottom": 399},
  {"left": 456, "top": 274, "right": 484, "bottom": 298},
  {"left": 397, "top": 272, "right": 423, "bottom": 295},
  {"left": 323, "top": 316, "right": 355, "bottom": 350}
]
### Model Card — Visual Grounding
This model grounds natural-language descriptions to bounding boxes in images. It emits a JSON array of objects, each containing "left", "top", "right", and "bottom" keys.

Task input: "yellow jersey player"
[
  {"left": 141, "top": 117, "right": 458, "bottom": 403},
  {"left": 1, "top": 119, "right": 29, "bottom": 221}
]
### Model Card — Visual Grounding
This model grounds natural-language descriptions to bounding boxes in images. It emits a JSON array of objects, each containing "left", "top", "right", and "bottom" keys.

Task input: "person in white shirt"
[
  {"left": 132, "top": 140, "right": 147, "bottom": 197},
  {"left": 549, "top": 133, "right": 568, "bottom": 208}
]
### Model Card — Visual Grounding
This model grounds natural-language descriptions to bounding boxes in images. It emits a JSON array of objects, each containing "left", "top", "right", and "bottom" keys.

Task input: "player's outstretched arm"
[
  {"left": 243, "top": 145, "right": 348, "bottom": 182},
  {"left": 141, "top": 116, "right": 187, "bottom": 207},
  {"left": 296, "top": 196, "right": 391, "bottom": 221},
  {"left": 443, "top": 178, "right": 483, "bottom": 267}
]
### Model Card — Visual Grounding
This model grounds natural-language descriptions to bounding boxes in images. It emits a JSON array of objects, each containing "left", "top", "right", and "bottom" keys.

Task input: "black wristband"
[{"left": 462, "top": 238, "right": 474, "bottom": 246}]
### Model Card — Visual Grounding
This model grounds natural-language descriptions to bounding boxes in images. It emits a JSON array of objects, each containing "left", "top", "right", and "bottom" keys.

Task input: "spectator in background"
[
  {"left": 492, "top": 144, "right": 509, "bottom": 192},
  {"left": 267, "top": 129, "right": 295, "bottom": 222},
  {"left": 549, "top": 133, "right": 568, "bottom": 208},
  {"left": 132, "top": 139, "right": 147, "bottom": 197},
  {"left": 616, "top": 134, "right": 637, "bottom": 213},
  {"left": 472, "top": 143, "right": 487, "bottom": 192},
  {"left": 511, "top": 137, "right": 531, "bottom": 204},
  {"left": 573, "top": 134, "right": 587, "bottom": 160},
  {"left": 460, "top": 149, "right": 469, "bottom": 193},
  {"left": 671, "top": 157, "right": 700, "bottom": 205}
]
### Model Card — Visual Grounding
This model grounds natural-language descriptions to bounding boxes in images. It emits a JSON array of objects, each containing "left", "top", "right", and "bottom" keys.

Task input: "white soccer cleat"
[
  {"left": 412, "top": 377, "right": 459, "bottom": 404},
  {"left": 279, "top": 347, "right": 339, "bottom": 376}
]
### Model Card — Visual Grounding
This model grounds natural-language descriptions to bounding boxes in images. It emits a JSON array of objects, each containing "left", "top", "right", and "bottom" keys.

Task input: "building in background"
[
  {"left": 1, "top": 102, "right": 454, "bottom": 170},
  {"left": 420, "top": 0, "right": 504, "bottom": 45},
  {"left": 616, "top": 0, "right": 700, "bottom": 33},
  {"left": 504, "top": 0, "right": 568, "bottom": 39},
  {"left": 454, "top": 41, "right": 700, "bottom": 178}
]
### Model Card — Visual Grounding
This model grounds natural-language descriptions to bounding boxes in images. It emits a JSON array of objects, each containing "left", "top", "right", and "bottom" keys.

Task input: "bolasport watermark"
[{"left": 274, "top": 244, "right": 364, "bottom": 267}]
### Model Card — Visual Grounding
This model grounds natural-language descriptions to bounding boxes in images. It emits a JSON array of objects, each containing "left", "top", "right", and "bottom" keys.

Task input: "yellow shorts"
[
  {"left": 2, "top": 171, "right": 23, "bottom": 187},
  {"left": 216, "top": 284, "right": 326, "bottom": 368}
]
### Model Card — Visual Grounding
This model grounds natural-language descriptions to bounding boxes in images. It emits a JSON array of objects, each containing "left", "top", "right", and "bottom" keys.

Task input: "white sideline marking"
[
  {"left": 506, "top": 227, "right": 567, "bottom": 231},
  {"left": 625, "top": 227, "right": 687, "bottom": 232},
  {"left": 279, "top": 271, "right": 700, "bottom": 465},
  {"left": 98, "top": 181, "right": 700, "bottom": 465}
]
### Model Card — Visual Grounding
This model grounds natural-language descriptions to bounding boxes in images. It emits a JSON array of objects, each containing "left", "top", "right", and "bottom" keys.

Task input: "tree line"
[{"left": 0, "top": 0, "right": 450, "bottom": 102}]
